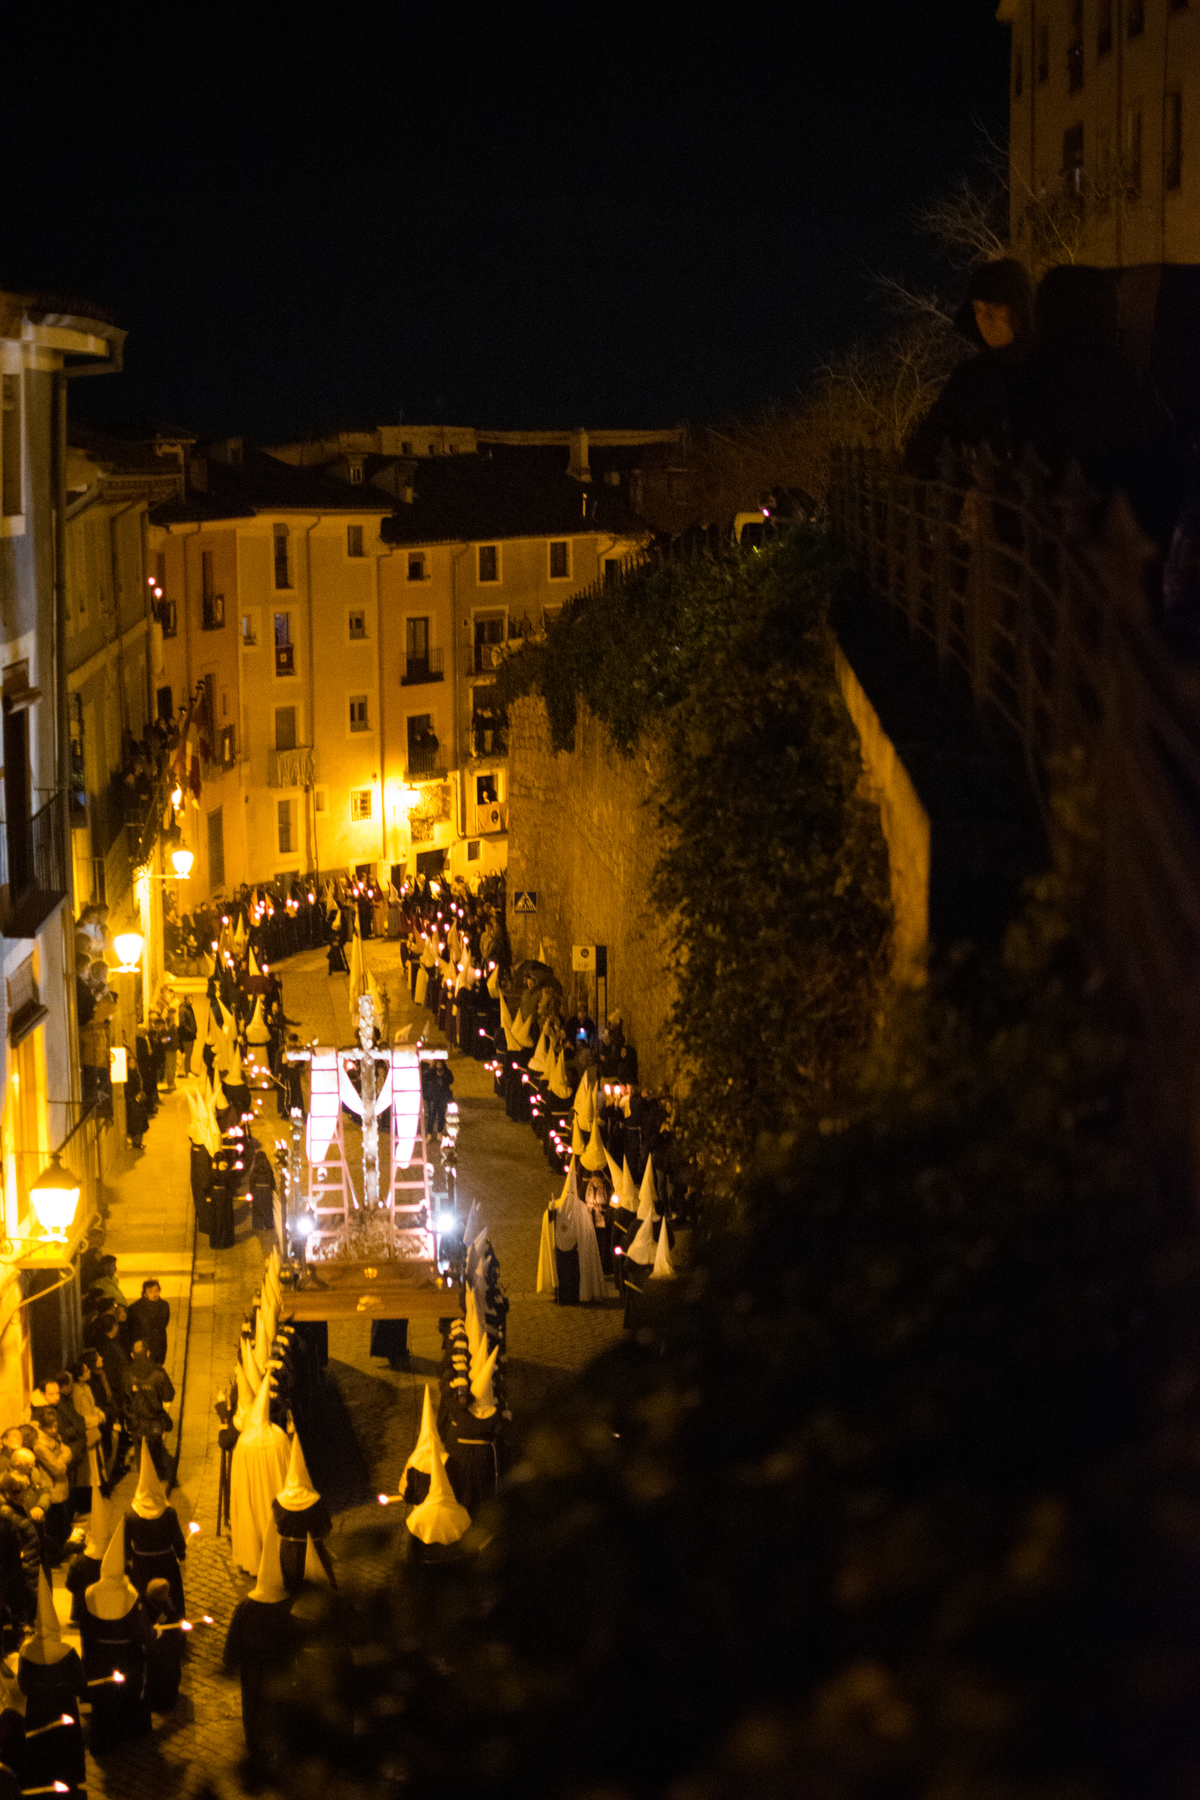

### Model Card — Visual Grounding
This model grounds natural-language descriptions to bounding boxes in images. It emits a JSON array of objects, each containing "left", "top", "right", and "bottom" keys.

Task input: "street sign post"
[{"left": 513, "top": 890, "right": 538, "bottom": 913}]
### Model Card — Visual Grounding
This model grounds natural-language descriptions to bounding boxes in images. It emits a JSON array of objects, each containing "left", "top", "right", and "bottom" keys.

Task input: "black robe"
[
  {"left": 145, "top": 1620, "right": 184, "bottom": 1712},
  {"left": 272, "top": 1495, "right": 334, "bottom": 1593},
  {"left": 80, "top": 1600, "right": 153, "bottom": 1751},
  {"left": 124, "top": 1507, "right": 187, "bottom": 1614},
  {"left": 15, "top": 1659, "right": 85, "bottom": 1793},
  {"left": 223, "top": 1596, "right": 295, "bottom": 1766}
]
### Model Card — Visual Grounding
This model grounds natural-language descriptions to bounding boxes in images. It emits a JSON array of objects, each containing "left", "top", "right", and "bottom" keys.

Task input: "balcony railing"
[
  {"left": 270, "top": 747, "right": 315, "bottom": 788},
  {"left": 275, "top": 642, "right": 295, "bottom": 676},
  {"left": 401, "top": 647, "right": 444, "bottom": 686},
  {"left": 3, "top": 795, "right": 68, "bottom": 939},
  {"left": 475, "top": 643, "right": 507, "bottom": 673},
  {"left": 407, "top": 745, "right": 447, "bottom": 781},
  {"left": 471, "top": 725, "right": 508, "bottom": 758}
]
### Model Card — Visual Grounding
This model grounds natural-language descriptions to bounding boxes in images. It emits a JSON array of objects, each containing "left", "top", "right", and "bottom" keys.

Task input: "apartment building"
[
  {"left": 1000, "top": 0, "right": 1200, "bottom": 264},
  {"left": 154, "top": 435, "right": 647, "bottom": 899},
  {"left": 1, "top": 289, "right": 126, "bottom": 1413}
]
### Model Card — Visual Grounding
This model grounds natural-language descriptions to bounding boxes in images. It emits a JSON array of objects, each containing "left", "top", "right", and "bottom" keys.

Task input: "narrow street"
[{"left": 68, "top": 939, "right": 623, "bottom": 1799}]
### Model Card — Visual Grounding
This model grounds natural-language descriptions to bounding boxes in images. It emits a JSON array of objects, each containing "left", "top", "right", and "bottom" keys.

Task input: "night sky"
[{"left": 3, "top": 4, "right": 1009, "bottom": 439}]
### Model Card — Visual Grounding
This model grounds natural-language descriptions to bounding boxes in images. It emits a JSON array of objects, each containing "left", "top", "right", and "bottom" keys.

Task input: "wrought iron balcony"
[
  {"left": 275, "top": 641, "right": 295, "bottom": 676},
  {"left": 471, "top": 725, "right": 508, "bottom": 758},
  {"left": 407, "top": 745, "right": 447, "bottom": 781},
  {"left": 401, "top": 647, "right": 444, "bottom": 686},
  {"left": 3, "top": 795, "right": 68, "bottom": 939}
]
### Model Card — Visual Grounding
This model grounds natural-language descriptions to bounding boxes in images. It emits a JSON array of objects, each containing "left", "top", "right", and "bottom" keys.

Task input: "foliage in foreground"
[
  {"left": 495, "top": 531, "right": 894, "bottom": 1186},
  {"left": 271, "top": 756, "right": 1200, "bottom": 1800}
]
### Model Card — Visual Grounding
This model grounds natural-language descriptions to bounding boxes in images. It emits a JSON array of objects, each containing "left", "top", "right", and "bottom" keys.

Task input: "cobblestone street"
[{"left": 59, "top": 939, "right": 623, "bottom": 1798}]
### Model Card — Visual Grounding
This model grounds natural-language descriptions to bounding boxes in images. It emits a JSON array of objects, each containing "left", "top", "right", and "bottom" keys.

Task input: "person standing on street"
[
  {"left": 123, "top": 1341, "right": 175, "bottom": 1486},
  {"left": 177, "top": 996, "right": 197, "bottom": 1076},
  {"left": 125, "top": 1281, "right": 170, "bottom": 1368}
]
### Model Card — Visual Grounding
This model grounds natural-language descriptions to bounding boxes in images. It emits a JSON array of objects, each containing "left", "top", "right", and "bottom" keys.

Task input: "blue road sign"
[{"left": 513, "top": 890, "right": 538, "bottom": 913}]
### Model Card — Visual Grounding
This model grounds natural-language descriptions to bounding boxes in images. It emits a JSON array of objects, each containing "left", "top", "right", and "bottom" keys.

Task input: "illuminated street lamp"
[
  {"left": 170, "top": 847, "right": 195, "bottom": 878},
  {"left": 29, "top": 1154, "right": 81, "bottom": 1238},
  {"left": 113, "top": 931, "right": 145, "bottom": 972}
]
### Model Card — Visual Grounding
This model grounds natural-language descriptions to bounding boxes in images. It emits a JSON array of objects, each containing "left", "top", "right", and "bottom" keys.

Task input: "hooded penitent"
[
  {"left": 650, "top": 1214, "right": 677, "bottom": 1281},
  {"left": 84, "top": 1489, "right": 113, "bottom": 1562},
  {"left": 616, "top": 1156, "right": 639, "bottom": 1213},
  {"left": 637, "top": 1152, "right": 657, "bottom": 1221},
  {"left": 573, "top": 1074, "right": 594, "bottom": 1132},
  {"left": 464, "top": 1288, "right": 485, "bottom": 1369},
  {"left": 22, "top": 1568, "right": 71, "bottom": 1664},
  {"left": 230, "top": 1372, "right": 292, "bottom": 1575},
  {"left": 469, "top": 1342, "right": 500, "bottom": 1416},
  {"left": 131, "top": 1439, "right": 168, "bottom": 1520},
  {"left": 246, "top": 996, "right": 270, "bottom": 1045},
  {"left": 405, "top": 1443, "right": 472, "bottom": 1546},
  {"left": 248, "top": 1515, "right": 289, "bottom": 1605},
  {"left": 401, "top": 1384, "right": 449, "bottom": 1502},
  {"left": 625, "top": 1206, "right": 658, "bottom": 1267},
  {"left": 548, "top": 1048, "right": 572, "bottom": 1101},
  {"left": 85, "top": 1519, "right": 140, "bottom": 1621},
  {"left": 554, "top": 1178, "right": 607, "bottom": 1301},
  {"left": 571, "top": 1116, "right": 586, "bottom": 1156},
  {"left": 528, "top": 1024, "right": 550, "bottom": 1075},
  {"left": 274, "top": 1431, "right": 321, "bottom": 1515},
  {"left": 581, "top": 1112, "right": 608, "bottom": 1173}
]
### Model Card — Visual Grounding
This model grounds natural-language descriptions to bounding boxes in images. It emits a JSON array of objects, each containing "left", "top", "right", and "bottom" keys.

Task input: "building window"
[
  {"left": 313, "top": 786, "right": 327, "bottom": 814},
  {"left": 1014, "top": 47, "right": 1024, "bottom": 97},
  {"left": 549, "top": 540, "right": 570, "bottom": 580},
  {"left": 348, "top": 610, "right": 367, "bottom": 640},
  {"left": 401, "top": 441, "right": 412, "bottom": 456},
  {"left": 349, "top": 694, "right": 370, "bottom": 732},
  {"left": 273, "top": 523, "right": 292, "bottom": 589},
  {"left": 349, "top": 464, "right": 364, "bottom": 485},
  {"left": 242, "top": 611, "right": 258, "bottom": 647},
  {"left": 2, "top": 374, "right": 22, "bottom": 518},
  {"left": 350, "top": 787, "right": 373, "bottom": 822},
  {"left": 408, "top": 553, "right": 426, "bottom": 581},
  {"left": 478, "top": 544, "right": 499, "bottom": 583},
  {"left": 1063, "top": 123, "right": 1084, "bottom": 190},
  {"left": 1126, "top": 106, "right": 1143, "bottom": 196},
  {"left": 1165, "top": 91, "right": 1183, "bottom": 188},
  {"left": 1098, "top": 0, "right": 1113, "bottom": 53},
  {"left": 220, "top": 725, "right": 236, "bottom": 770},
  {"left": 347, "top": 524, "right": 364, "bottom": 556},
  {"left": 274, "top": 611, "right": 294, "bottom": 677},
  {"left": 201, "top": 550, "right": 214, "bottom": 599},
  {"left": 1037, "top": 20, "right": 1049, "bottom": 80},
  {"left": 407, "top": 713, "right": 440, "bottom": 775},
  {"left": 474, "top": 612, "right": 505, "bottom": 672},
  {"left": 1067, "top": 0, "right": 1083, "bottom": 90},
  {"left": 275, "top": 706, "right": 297, "bottom": 752},
  {"left": 467, "top": 839, "right": 481, "bottom": 862},
  {"left": 160, "top": 600, "right": 177, "bottom": 638},
  {"left": 1128, "top": 0, "right": 1144, "bottom": 34},
  {"left": 277, "top": 798, "right": 294, "bottom": 855}
]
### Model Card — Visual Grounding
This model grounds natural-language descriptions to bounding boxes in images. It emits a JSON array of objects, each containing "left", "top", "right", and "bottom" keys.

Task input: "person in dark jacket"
[
  {"left": 1010, "top": 263, "right": 1157, "bottom": 503},
  {"left": 903, "top": 258, "right": 1036, "bottom": 480},
  {"left": 124, "top": 1060, "right": 148, "bottom": 1151},
  {"left": 177, "top": 996, "right": 197, "bottom": 1074},
  {"left": 123, "top": 1344, "right": 175, "bottom": 1485},
  {"left": 125, "top": 1280, "right": 170, "bottom": 1367},
  {"left": 249, "top": 1150, "right": 277, "bottom": 1233}
]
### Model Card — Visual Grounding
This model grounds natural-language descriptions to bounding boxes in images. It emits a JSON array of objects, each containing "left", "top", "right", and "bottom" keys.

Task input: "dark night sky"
[{"left": 2, "top": 4, "right": 1009, "bottom": 439}]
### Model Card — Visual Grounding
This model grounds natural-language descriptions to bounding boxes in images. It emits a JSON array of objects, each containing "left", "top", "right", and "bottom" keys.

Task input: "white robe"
[
  {"left": 230, "top": 1421, "right": 292, "bottom": 1574},
  {"left": 554, "top": 1193, "right": 606, "bottom": 1302}
]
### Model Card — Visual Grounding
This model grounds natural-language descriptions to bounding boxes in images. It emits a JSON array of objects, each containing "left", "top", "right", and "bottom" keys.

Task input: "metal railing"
[
  {"left": 828, "top": 444, "right": 1200, "bottom": 1131},
  {"left": 407, "top": 745, "right": 446, "bottom": 780},
  {"left": 402, "top": 647, "right": 444, "bottom": 685}
]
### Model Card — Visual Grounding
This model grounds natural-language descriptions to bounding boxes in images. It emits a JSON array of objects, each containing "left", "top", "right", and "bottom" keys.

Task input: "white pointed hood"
[
  {"left": 637, "top": 1153, "right": 657, "bottom": 1220},
  {"left": 618, "top": 1157, "right": 640, "bottom": 1211},
  {"left": 650, "top": 1216, "right": 677, "bottom": 1280},
  {"left": 274, "top": 1430, "right": 321, "bottom": 1512},
  {"left": 469, "top": 1341, "right": 499, "bottom": 1414},
  {"left": 400, "top": 1384, "right": 449, "bottom": 1484},
  {"left": 625, "top": 1208, "right": 657, "bottom": 1266},
  {"left": 528, "top": 1023, "right": 550, "bottom": 1076},
  {"left": 573, "top": 1073, "right": 594, "bottom": 1131},
  {"left": 246, "top": 995, "right": 270, "bottom": 1045},
  {"left": 548, "top": 1048, "right": 572, "bottom": 1101},
  {"left": 248, "top": 1514, "right": 289, "bottom": 1604},
  {"left": 83, "top": 1488, "right": 112, "bottom": 1562},
  {"left": 464, "top": 1288, "right": 485, "bottom": 1370},
  {"left": 86, "top": 1517, "right": 139, "bottom": 1620},
  {"left": 571, "top": 1116, "right": 586, "bottom": 1155},
  {"left": 248, "top": 947, "right": 261, "bottom": 978},
  {"left": 21, "top": 1568, "right": 71, "bottom": 1665},
  {"left": 580, "top": 1111, "right": 608, "bottom": 1173},
  {"left": 405, "top": 1442, "right": 472, "bottom": 1545},
  {"left": 131, "top": 1437, "right": 169, "bottom": 1519}
]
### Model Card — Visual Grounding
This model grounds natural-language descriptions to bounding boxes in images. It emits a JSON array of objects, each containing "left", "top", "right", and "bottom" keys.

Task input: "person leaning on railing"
[{"left": 902, "top": 259, "right": 1035, "bottom": 483}]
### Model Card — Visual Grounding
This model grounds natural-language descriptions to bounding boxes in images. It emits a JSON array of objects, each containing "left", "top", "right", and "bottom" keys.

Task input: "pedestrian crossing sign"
[{"left": 513, "top": 890, "right": 538, "bottom": 913}]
